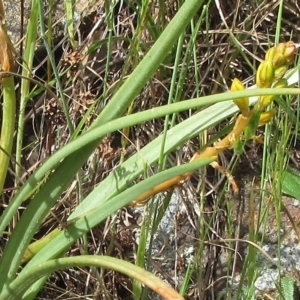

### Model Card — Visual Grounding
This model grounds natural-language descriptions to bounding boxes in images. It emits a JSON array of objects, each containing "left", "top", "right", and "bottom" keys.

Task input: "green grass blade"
[
  {"left": 17, "top": 158, "right": 215, "bottom": 299},
  {"left": 1, "top": 86, "right": 289, "bottom": 238},
  {"left": 1, "top": 87, "right": 299, "bottom": 289},
  {"left": 64, "top": 0, "right": 76, "bottom": 49},
  {"left": 93, "top": 0, "right": 206, "bottom": 127},
  {"left": 0, "top": 76, "right": 16, "bottom": 193},
  {"left": 2, "top": 256, "right": 184, "bottom": 300},
  {"left": 0, "top": 3, "right": 208, "bottom": 281},
  {"left": 15, "top": 0, "right": 39, "bottom": 179}
]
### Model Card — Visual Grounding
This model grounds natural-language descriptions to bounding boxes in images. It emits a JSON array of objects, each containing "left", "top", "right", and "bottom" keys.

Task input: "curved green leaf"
[
  {"left": 19, "top": 158, "right": 214, "bottom": 299},
  {"left": 283, "top": 167, "right": 300, "bottom": 200},
  {"left": 1, "top": 256, "right": 184, "bottom": 300}
]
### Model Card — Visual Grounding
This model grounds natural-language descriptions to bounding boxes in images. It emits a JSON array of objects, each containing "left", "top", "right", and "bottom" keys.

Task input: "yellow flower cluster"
[
  {"left": 231, "top": 41, "right": 296, "bottom": 126},
  {"left": 130, "top": 41, "right": 297, "bottom": 205}
]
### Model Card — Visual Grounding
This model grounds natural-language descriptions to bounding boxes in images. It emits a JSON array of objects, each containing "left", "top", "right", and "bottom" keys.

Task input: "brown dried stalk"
[{"left": 0, "top": 0, "right": 14, "bottom": 74}]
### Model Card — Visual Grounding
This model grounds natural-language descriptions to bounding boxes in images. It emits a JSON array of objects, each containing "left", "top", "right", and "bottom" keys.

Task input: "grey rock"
[{"left": 3, "top": 0, "right": 104, "bottom": 46}]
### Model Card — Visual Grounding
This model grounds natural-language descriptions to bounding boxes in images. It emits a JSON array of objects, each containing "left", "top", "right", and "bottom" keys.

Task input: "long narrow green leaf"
[
  {"left": 282, "top": 167, "right": 300, "bottom": 200},
  {"left": 94, "top": 0, "right": 204, "bottom": 126},
  {"left": 2, "top": 256, "right": 185, "bottom": 300},
  {"left": 1, "top": 85, "right": 287, "bottom": 239},
  {"left": 0, "top": 76, "right": 16, "bottom": 193},
  {"left": 0, "top": 0, "right": 207, "bottom": 288},
  {"left": 64, "top": 0, "right": 76, "bottom": 49},
  {"left": 0, "top": 89, "right": 236, "bottom": 237},
  {"left": 0, "top": 87, "right": 300, "bottom": 289},
  {"left": 15, "top": 0, "right": 38, "bottom": 179},
  {"left": 19, "top": 158, "right": 215, "bottom": 299}
]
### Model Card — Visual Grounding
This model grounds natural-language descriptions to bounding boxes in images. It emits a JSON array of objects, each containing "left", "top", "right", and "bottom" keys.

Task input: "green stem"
[
  {"left": 15, "top": 0, "right": 38, "bottom": 180},
  {"left": 0, "top": 76, "right": 16, "bottom": 194}
]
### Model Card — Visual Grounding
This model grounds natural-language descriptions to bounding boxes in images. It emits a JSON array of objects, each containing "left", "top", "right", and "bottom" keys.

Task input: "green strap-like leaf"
[
  {"left": 282, "top": 167, "right": 300, "bottom": 200},
  {"left": 1, "top": 256, "right": 184, "bottom": 300}
]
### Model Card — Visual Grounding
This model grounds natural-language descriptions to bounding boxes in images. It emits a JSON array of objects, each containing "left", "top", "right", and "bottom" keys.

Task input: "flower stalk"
[{"left": 130, "top": 41, "right": 297, "bottom": 205}]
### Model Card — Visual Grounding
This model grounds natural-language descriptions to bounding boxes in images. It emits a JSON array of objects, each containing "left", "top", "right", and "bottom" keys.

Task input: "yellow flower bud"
[
  {"left": 274, "top": 64, "right": 288, "bottom": 80},
  {"left": 273, "top": 78, "right": 288, "bottom": 88},
  {"left": 274, "top": 43, "right": 286, "bottom": 56},
  {"left": 272, "top": 41, "right": 296, "bottom": 67},
  {"left": 258, "top": 95, "right": 275, "bottom": 109},
  {"left": 283, "top": 41, "right": 296, "bottom": 62},
  {"left": 272, "top": 53, "right": 286, "bottom": 69},
  {"left": 231, "top": 78, "right": 249, "bottom": 115},
  {"left": 259, "top": 109, "right": 276, "bottom": 126},
  {"left": 256, "top": 60, "right": 275, "bottom": 88},
  {"left": 258, "top": 78, "right": 287, "bottom": 109},
  {"left": 263, "top": 42, "right": 296, "bottom": 71},
  {"left": 265, "top": 47, "right": 276, "bottom": 62}
]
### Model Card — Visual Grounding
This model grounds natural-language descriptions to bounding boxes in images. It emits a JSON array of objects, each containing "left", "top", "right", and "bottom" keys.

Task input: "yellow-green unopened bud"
[
  {"left": 272, "top": 53, "right": 286, "bottom": 69},
  {"left": 258, "top": 95, "right": 275, "bottom": 109},
  {"left": 273, "top": 41, "right": 296, "bottom": 66},
  {"left": 258, "top": 78, "right": 287, "bottom": 109},
  {"left": 231, "top": 78, "right": 249, "bottom": 115},
  {"left": 273, "top": 78, "right": 288, "bottom": 88},
  {"left": 274, "top": 64, "right": 288, "bottom": 80},
  {"left": 265, "top": 42, "right": 296, "bottom": 68},
  {"left": 259, "top": 109, "right": 275, "bottom": 126},
  {"left": 256, "top": 60, "right": 275, "bottom": 88},
  {"left": 265, "top": 47, "right": 276, "bottom": 62},
  {"left": 275, "top": 43, "right": 286, "bottom": 56}
]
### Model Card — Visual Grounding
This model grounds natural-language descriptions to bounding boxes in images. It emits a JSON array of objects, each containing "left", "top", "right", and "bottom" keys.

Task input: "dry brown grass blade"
[
  {"left": 0, "top": 0, "right": 14, "bottom": 74},
  {"left": 0, "top": 27, "right": 14, "bottom": 73}
]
